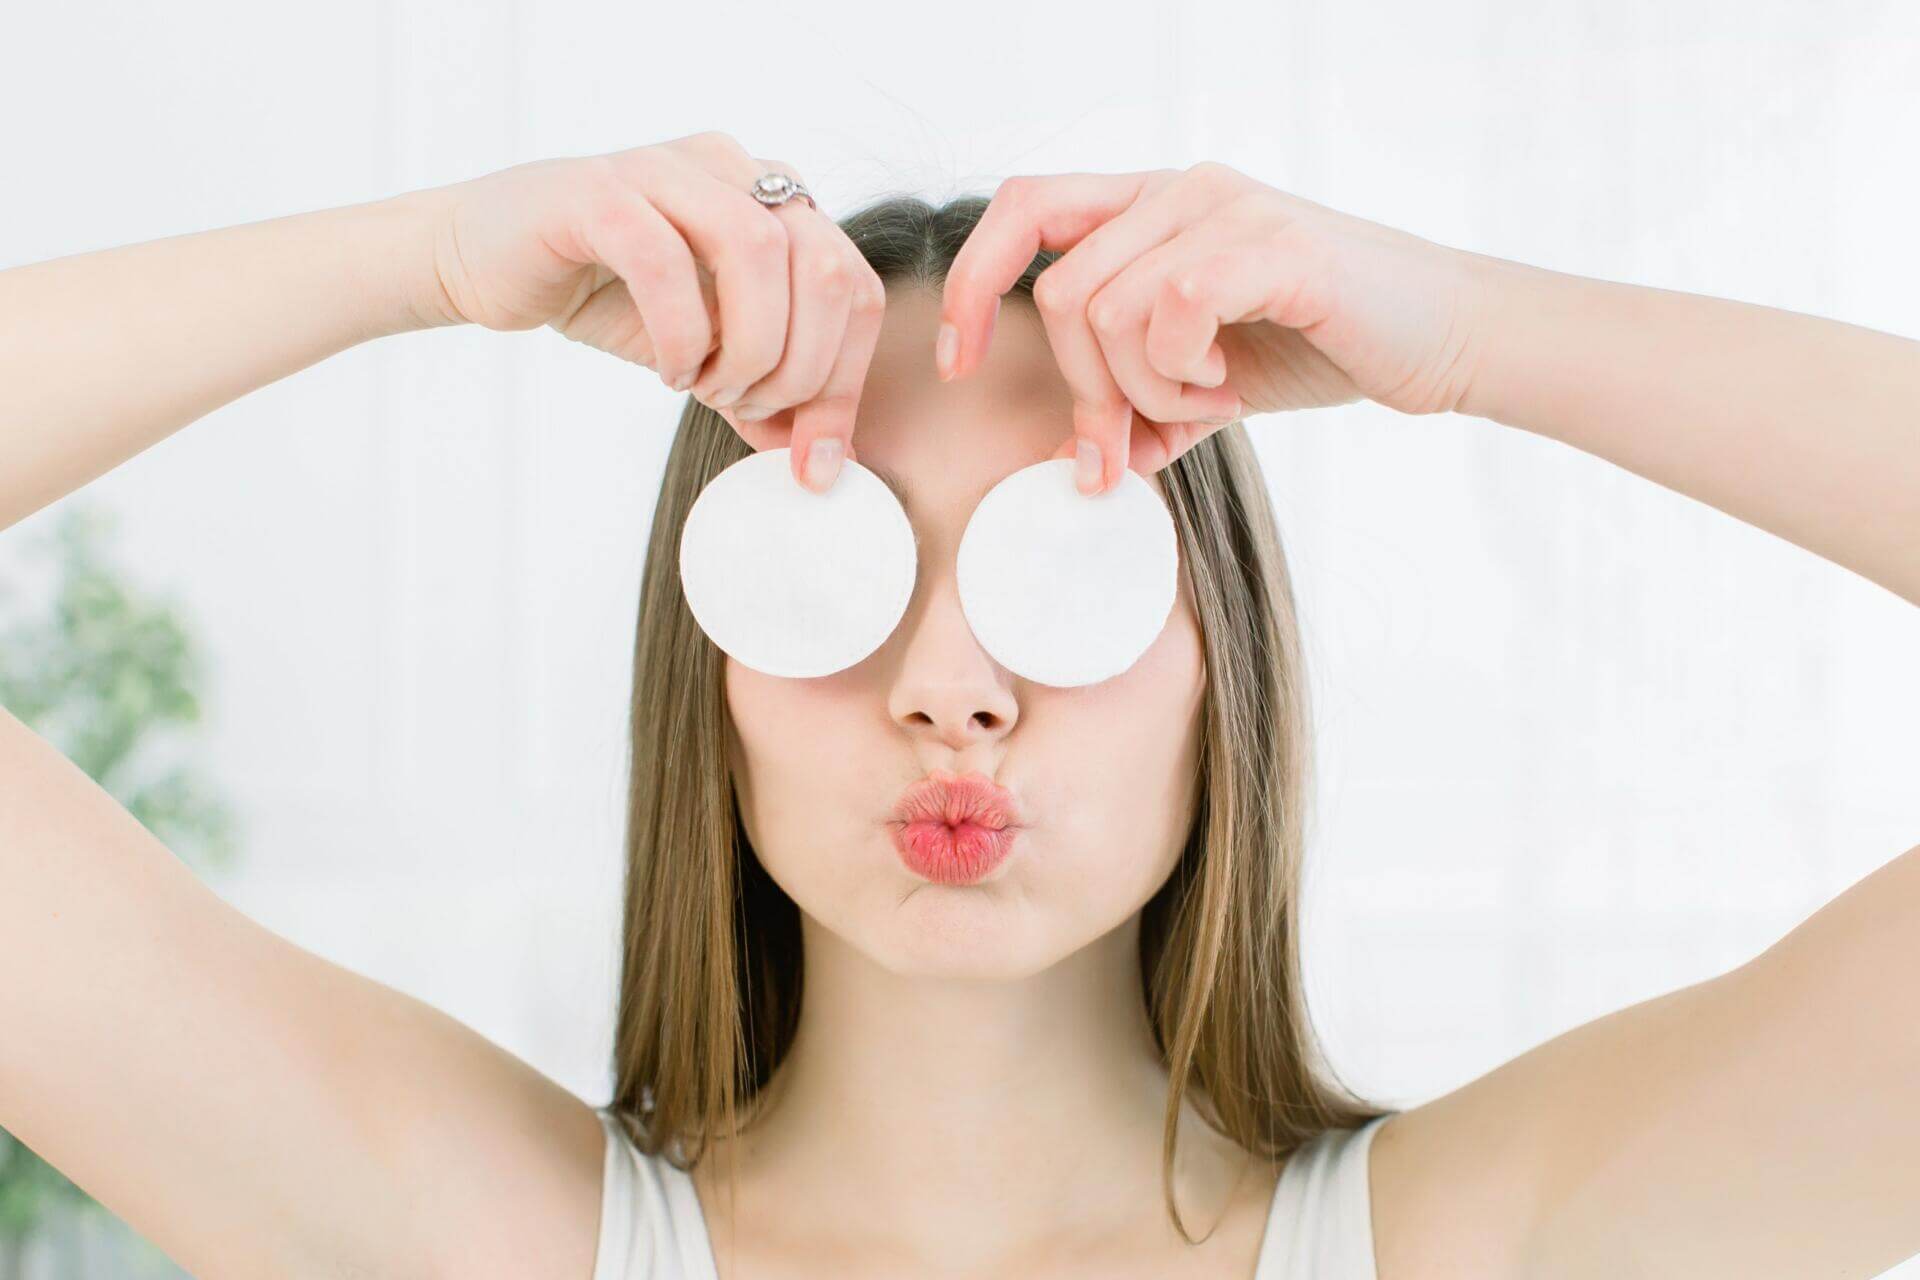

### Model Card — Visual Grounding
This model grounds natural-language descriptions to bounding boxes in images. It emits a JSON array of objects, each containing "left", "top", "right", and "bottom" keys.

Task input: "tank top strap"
[
  {"left": 593, "top": 1107, "right": 720, "bottom": 1280},
  {"left": 1252, "top": 1112, "right": 1395, "bottom": 1279}
]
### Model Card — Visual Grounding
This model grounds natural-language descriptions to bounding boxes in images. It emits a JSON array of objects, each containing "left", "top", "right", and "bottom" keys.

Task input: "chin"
[{"left": 866, "top": 881, "right": 1061, "bottom": 982}]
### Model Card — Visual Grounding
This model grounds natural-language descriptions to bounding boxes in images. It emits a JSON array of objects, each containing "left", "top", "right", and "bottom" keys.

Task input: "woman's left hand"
[{"left": 937, "top": 163, "right": 1491, "bottom": 493}]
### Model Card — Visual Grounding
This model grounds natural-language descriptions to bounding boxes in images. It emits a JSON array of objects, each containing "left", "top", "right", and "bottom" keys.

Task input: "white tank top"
[{"left": 591, "top": 1107, "right": 1393, "bottom": 1279}]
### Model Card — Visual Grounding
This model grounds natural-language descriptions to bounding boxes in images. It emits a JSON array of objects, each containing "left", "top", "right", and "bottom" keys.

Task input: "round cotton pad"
[
  {"left": 679, "top": 447, "right": 917, "bottom": 679},
  {"left": 956, "top": 459, "right": 1178, "bottom": 687}
]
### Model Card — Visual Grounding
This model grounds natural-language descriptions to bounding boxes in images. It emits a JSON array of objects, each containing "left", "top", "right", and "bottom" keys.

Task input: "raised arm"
[
  {"left": 0, "top": 175, "right": 582, "bottom": 1280},
  {"left": 0, "top": 132, "right": 887, "bottom": 1278},
  {"left": 1397, "top": 224, "right": 1920, "bottom": 1280},
  {"left": 0, "top": 701, "right": 605, "bottom": 1277},
  {"left": 0, "top": 193, "right": 443, "bottom": 530},
  {"left": 1458, "top": 255, "right": 1920, "bottom": 606},
  {"left": 1, "top": 132, "right": 880, "bottom": 533},
  {"left": 936, "top": 163, "right": 1919, "bottom": 610},
  {"left": 935, "top": 161, "right": 1919, "bottom": 1279}
]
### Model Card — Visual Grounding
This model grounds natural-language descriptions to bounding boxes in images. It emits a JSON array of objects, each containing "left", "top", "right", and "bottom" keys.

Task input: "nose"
[{"left": 885, "top": 568, "right": 1020, "bottom": 754}]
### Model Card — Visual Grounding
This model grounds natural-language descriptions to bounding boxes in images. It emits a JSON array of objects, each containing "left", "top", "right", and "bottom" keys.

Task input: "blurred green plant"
[{"left": 0, "top": 501, "right": 238, "bottom": 1275}]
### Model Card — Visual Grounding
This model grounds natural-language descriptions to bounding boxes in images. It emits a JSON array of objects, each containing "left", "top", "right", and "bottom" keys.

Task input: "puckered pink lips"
[{"left": 887, "top": 768, "right": 1026, "bottom": 886}]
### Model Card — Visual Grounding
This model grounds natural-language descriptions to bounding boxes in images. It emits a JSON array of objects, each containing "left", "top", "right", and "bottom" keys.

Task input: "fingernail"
[
  {"left": 710, "top": 385, "right": 744, "bottom": 408},
  {"left": 733, "top": 404, "right": 774, "bottom": 422},
  {"left": 805, "top": 437, "right": 844, "bottom": 492},
  {"left": 1075, "top": 438, "right": 1103, "bottom": 493},
  {"left": 935, "top": 322, "right": 958, "bottom": 380},
  {"left": 1198, "top": 396, "right": 1243, "bottom": 426},
  {"left": 670, "top": 368, "right": 696, "bottom": 392}
]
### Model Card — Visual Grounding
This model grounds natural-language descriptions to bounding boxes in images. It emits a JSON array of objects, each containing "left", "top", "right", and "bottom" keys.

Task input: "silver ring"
[{"left": 750, "top": 171, "right": 816, "bottom": 211}]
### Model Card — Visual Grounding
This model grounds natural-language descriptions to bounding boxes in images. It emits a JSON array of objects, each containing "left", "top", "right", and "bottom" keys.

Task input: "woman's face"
[{"left": 724, "top": 287, "right": 1208, "bottom": 980}]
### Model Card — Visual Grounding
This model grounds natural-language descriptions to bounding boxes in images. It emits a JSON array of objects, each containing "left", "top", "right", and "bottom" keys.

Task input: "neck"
[{"left": 694, "top": 909, "right": 1261, "bottom": 1267}]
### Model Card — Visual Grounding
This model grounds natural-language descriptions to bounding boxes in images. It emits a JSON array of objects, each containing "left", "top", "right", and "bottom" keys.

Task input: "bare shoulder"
[
  {"left": 376, "top": 1014, "right": 610, "bottom": 1278},
  {"left": 1363, "top": 968, "right": 1747, "bottom": 1280},
  {"left": 0, "top": 702, "right": 610, "bottom": 1280},
  {"left": 1368, "top": 844, "right": 1920, "bottom": 1280}
]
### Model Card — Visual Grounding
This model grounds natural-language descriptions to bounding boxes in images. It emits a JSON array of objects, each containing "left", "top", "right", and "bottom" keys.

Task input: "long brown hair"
[{"left": 608, "top": 193, "right": 1388, "bottom": 1243}]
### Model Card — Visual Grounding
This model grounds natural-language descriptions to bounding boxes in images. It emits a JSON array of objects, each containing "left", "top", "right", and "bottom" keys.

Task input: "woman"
[{"left": 0, "top": 131, "right": 1914, "bottom": 1279}]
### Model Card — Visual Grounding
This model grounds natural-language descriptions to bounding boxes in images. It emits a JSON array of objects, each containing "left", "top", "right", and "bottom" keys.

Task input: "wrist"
[
  {"left": 339, "top": 185, "right": 467, "bottom": 339},
  {"left": 1452, "top": 250, "right": 1562, "bottom": 426}
]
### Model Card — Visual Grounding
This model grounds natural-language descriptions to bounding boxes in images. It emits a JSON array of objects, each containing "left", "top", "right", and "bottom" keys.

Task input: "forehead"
[{"left": 850, "top": 287, "right": 1072, "bottom": 524}]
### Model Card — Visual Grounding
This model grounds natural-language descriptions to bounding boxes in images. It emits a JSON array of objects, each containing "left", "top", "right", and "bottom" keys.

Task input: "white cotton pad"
[
  {"left": 678, "top": 447, "right": 917, "bottom": 679},
  {"left": 956, "top": 459, "right": 1179, "bottom": 688}
]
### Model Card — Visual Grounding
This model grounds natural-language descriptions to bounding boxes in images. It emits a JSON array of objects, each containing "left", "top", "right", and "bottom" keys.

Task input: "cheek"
[
  {"left": 1023, "top": 600, "right": 1208, "bottom": 906},
  {"left": 725, "top": 660, "right": 865, "bottom": 767},
  {"left": 723, "top": 659, "right": 874, "bottom": 872}
]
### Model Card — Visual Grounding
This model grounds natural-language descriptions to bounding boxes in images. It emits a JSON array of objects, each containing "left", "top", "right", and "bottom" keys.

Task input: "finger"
[
  {"left": 1046, "top": 409, "right": 1224, "bottom": 478},
  {"left": 712, "top": 395, "right": 869, "bottom": 469},
  {"left": 574, "top": 185, "right": 711, "bottom": 388},
  {"left": 941, "top": 172, "right": 1156, "bottom": 382},
  {"left": 1188, "top": 340, "right": 1229, "bottom": 387},
  {"left": 1024, "top": 172, "right": 1242, "bottom": 425},
  {"left": 1147, "top": 264, "right": 1233, "bottom": 388},
  {"left": 1128, "top": 414, "right": 1218, "bottom": 474},
  {"left": 728, "top": 204, "right": 857, "bottom": 427},
  {"left": 1146, "top": 228, "right": 1334, "bottom": 382},
  {"left": 712, "top": 403, "right": 792, "bottom": 453},
  {"left": 1018, "top": 176, "right": 1224, "bottom": 494},
  {"left": 962, "top": 175, "right": 1159, "bottom": 495},
  {"left": 786, "top": 265, "right": 886, "bottom": 494},
  {"left": 631, "top": 158, "right": 795, "bottom": 408},
  {"left": 1088, "top": 260, "right": 1241, "bottom": 425},
  {"left": 553, "top": 273, "right": 657, "bottom": 364},
  {"left": 947, "top": 171, "right": 1242, "bottom": 496}
]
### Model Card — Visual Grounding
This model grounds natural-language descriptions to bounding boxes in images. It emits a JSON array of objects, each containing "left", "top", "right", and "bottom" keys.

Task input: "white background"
[{"left": 3, "top": 1, "right": 1917, "bottom": 1275}]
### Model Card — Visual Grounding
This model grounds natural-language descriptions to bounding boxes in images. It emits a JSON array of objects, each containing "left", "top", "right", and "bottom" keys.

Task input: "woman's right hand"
[{"left": 418, "top": 131, "right": 884, "bottom": 491}]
